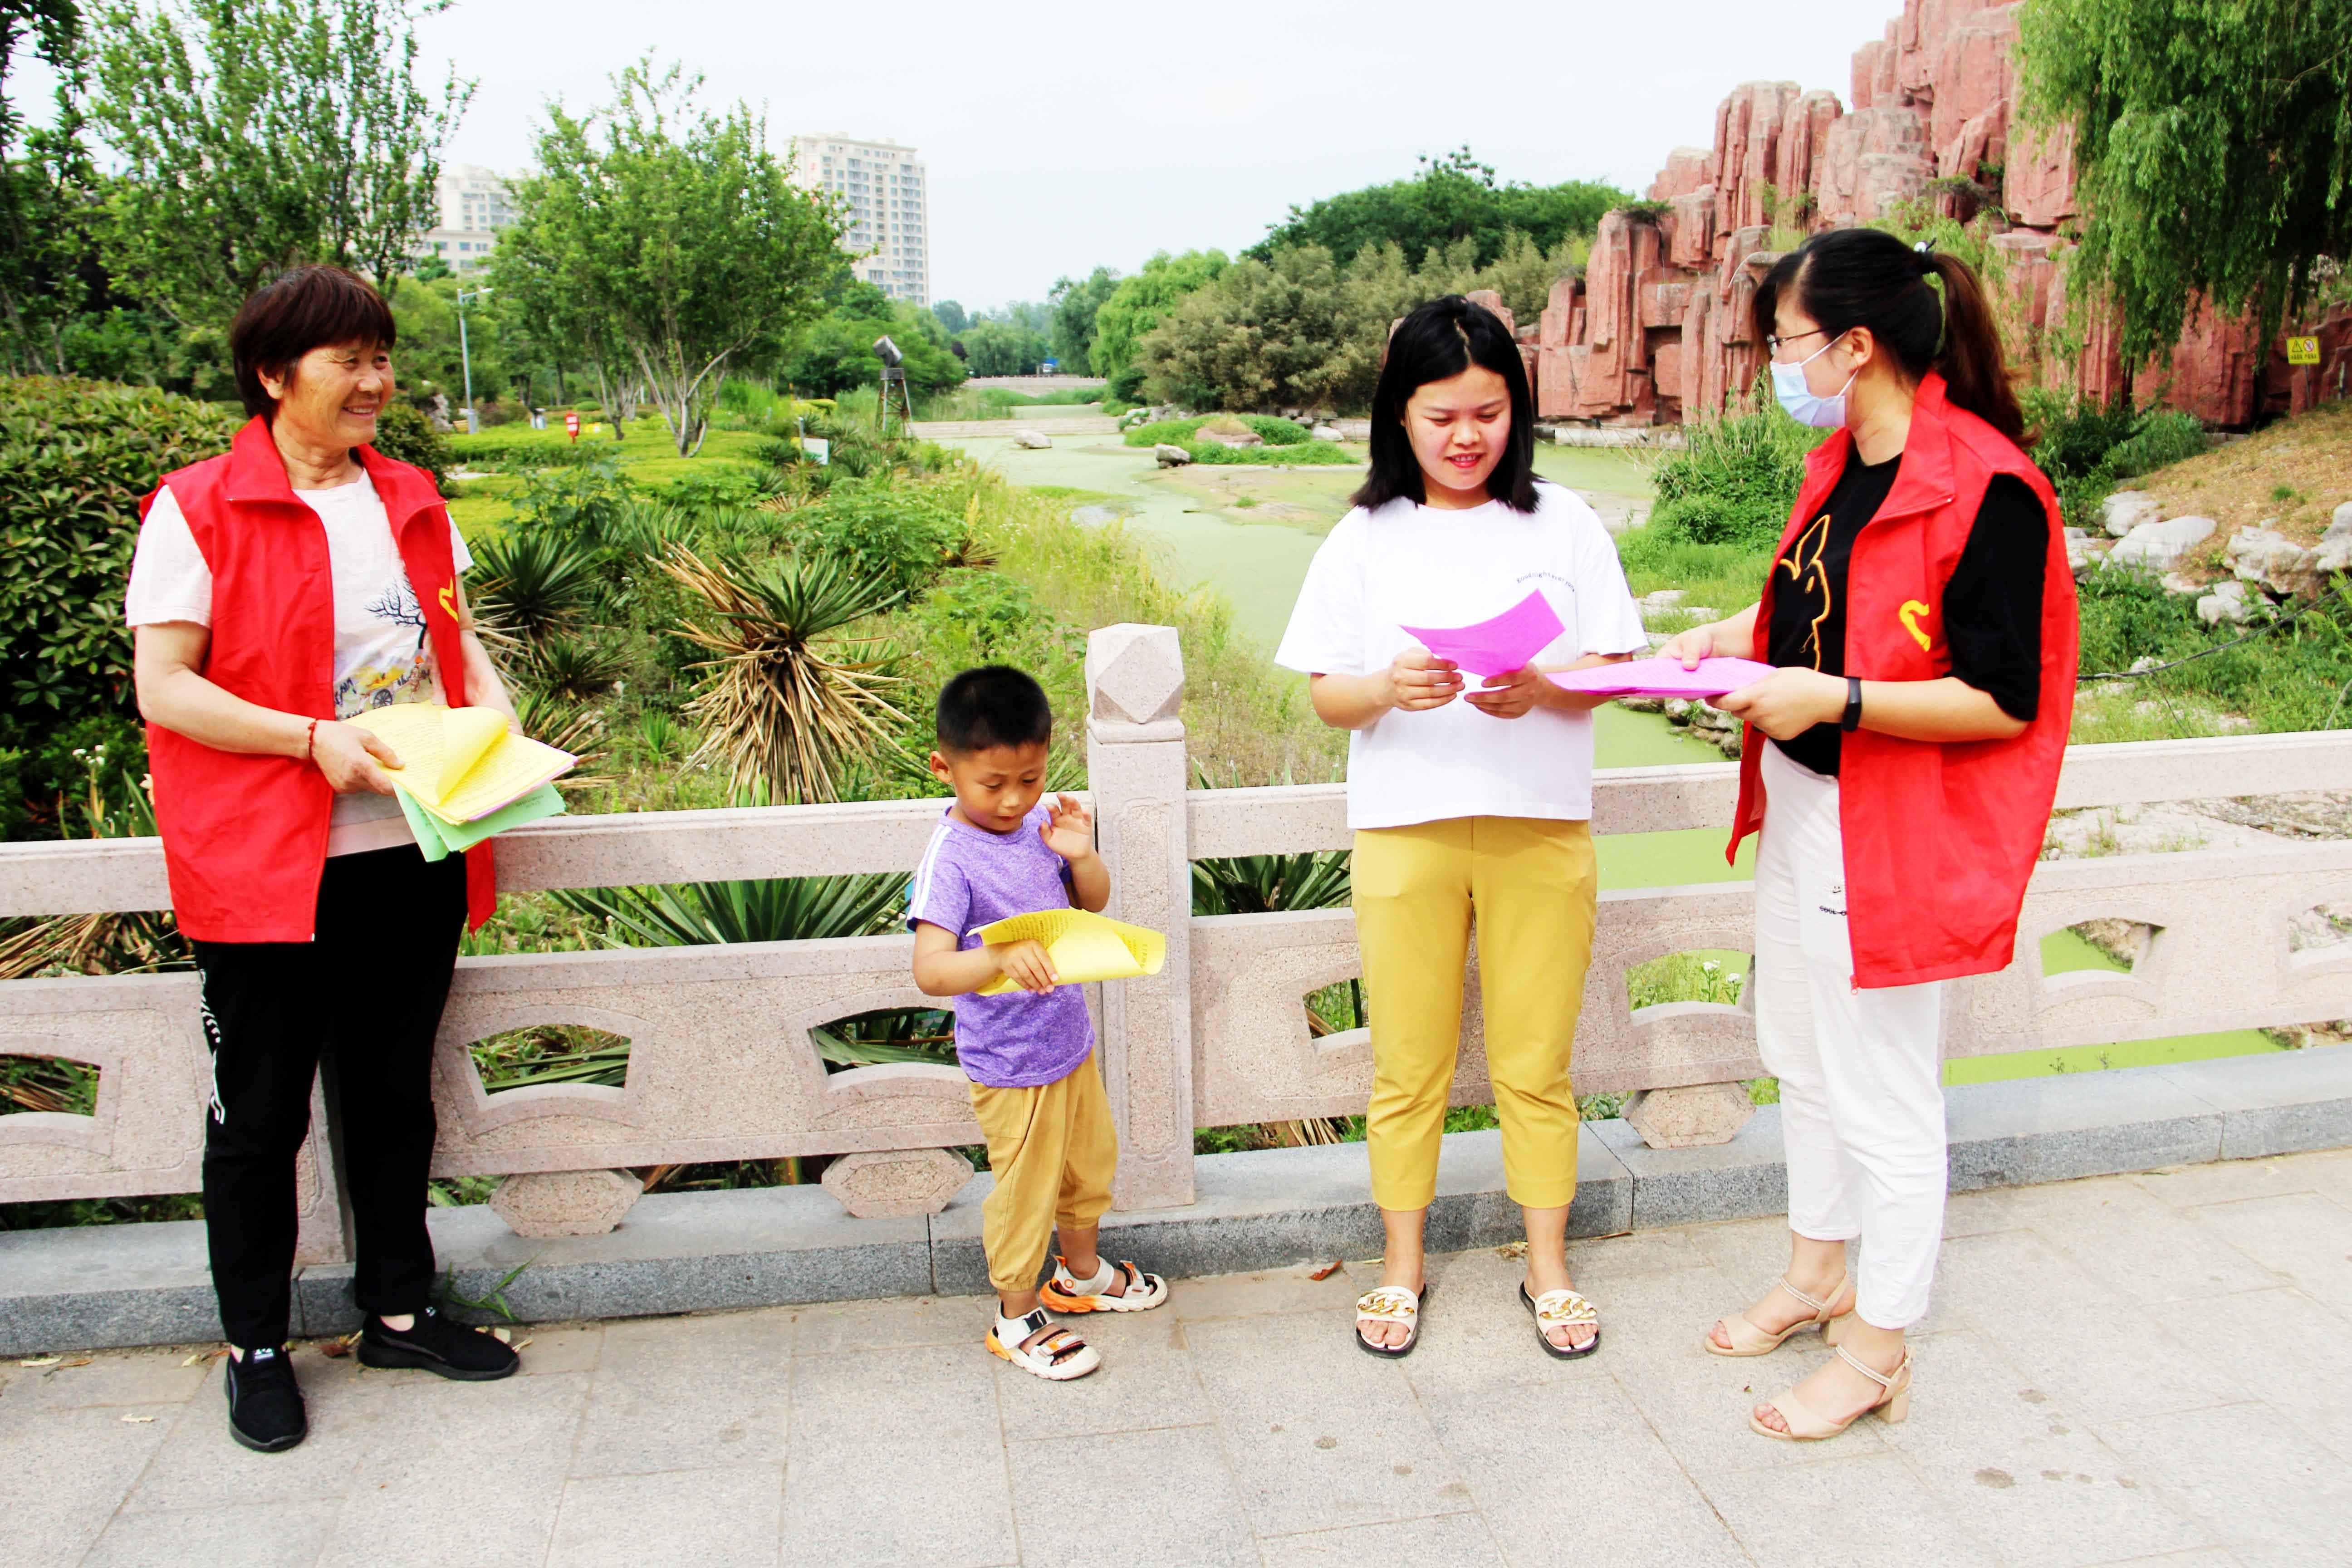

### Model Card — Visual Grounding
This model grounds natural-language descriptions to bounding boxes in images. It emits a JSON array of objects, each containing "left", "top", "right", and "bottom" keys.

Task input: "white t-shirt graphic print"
[
  {"left": 1274, "top": 480, "right": 1646, "bottom": 830},
  {"left": 124, "top": 472, "right": 475, "bottom": 857}
]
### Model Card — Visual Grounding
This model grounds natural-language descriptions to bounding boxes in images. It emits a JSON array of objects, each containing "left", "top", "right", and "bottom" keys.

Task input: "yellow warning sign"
[{"left": 2286, "top": 336, "right": 2321, "bottom": 366}]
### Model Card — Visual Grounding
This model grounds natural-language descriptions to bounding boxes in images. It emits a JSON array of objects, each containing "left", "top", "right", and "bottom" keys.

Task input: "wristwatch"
[{"left": 1841, "top": 676, "right": 1863, "bottom": 733}]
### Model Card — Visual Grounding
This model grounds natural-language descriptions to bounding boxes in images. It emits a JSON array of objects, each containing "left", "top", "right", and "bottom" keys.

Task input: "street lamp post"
[{"left": 456, "top": 286, "right": 492, "bottom": 435}]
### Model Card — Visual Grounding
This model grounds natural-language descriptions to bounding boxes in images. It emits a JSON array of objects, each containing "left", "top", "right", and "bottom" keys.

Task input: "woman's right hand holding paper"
[
  {"left": 1386, "top": 645, "right": 1464, "bottom": 712},
  {"left": 311, "top": 721, "right": 402, "bottom": 796}
]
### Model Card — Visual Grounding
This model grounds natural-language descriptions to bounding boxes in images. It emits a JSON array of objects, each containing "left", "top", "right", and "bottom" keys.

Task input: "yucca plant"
[
  {"left": 470, "top": 529, "right": 603, "bottom": 638},
  {"left": 529, "top": 631, "right": 627, "bottom": 701},
  {"left": 554, "top": 871, "right": 907, "bottom": 947},
  {"left": 1191, "top": 849, "right": 1352, "bottom": 916},
  {"left": 661, "top": 545, "right": 909, "bottom": 802},
  {"left": 511, "top": 688, "right": 609, "bottom": 789},
  {"left": 550, "top": 872, "right": 951, "bottom": 1068}
]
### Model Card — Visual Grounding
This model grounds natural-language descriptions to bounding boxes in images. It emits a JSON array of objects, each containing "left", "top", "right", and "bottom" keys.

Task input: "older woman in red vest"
[
  {"left": 127, "top": 266, "right": 523, "bottom": 1453},
  {"left": 1660, "top": 229, "right": 2077, "bottom": 1441}
]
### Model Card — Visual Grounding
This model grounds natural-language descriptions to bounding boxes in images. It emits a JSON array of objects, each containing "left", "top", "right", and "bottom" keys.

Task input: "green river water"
[{"left": 945, "top": 429, "right": 2280, "bottom": 1078}]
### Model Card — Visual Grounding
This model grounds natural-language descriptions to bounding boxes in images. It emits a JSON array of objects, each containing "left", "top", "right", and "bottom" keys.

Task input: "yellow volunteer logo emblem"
[
  {"left": 1899, "top": 599, "right": 1932, "bottom": 651},
  {"left": 439, "top": 584, "right": 457, "bottom": 622}
]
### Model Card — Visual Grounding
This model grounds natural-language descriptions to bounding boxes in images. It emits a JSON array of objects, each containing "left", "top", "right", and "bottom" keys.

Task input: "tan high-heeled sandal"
[
  {"left": 1749, "top": 1343, "right": 1912, "bottom": 1441},
  {"left": 1703, "top": 1274, "right": 1854, "bottom": 1357}
]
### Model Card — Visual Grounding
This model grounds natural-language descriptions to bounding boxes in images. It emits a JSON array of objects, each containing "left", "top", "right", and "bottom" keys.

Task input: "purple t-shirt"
[{"left": 906, "top": 803, "right": 1095, "bottom": 1088}]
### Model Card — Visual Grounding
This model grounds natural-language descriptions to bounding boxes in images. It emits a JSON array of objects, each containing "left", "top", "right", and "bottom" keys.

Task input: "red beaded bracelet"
[{"left": 304, "top": 718, "right": 319, "bottom": 762}]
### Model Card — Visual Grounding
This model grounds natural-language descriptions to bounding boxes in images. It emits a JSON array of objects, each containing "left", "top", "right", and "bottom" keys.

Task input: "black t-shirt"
[{"left": 1764, "top": 456, "right": 2048, "bottom": 776}]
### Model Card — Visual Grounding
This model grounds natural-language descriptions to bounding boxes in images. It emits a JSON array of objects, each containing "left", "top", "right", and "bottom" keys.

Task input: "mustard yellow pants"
[
  {"left": 1353, "top": 817, "right": 1598, "bottom": 1212},
  {"left": 967, "top": 1053, "right": 1119, "bottom": 1295}
]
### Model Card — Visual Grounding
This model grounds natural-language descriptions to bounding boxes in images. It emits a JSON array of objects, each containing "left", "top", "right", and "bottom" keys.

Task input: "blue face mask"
[{"left": 1770, "top": 335, "right": 1857, "bottom": 430}]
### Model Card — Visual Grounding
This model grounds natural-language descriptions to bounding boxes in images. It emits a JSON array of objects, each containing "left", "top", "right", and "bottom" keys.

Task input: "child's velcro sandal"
[
  {"left": 1040, "top": 1256, "right": 1168, "bottom": 1313},
  {"left": 987, "top": 1308, "right": 1100, "bottom": 1382}
]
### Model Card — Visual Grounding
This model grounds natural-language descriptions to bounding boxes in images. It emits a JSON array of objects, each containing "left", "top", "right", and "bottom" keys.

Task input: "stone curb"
[{"left": 4, "top": 1049, "right": 2347, "bottom": 1355}]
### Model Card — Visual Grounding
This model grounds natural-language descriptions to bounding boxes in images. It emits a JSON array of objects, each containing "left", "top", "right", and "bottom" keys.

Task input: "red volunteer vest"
[
  {"left": 1728, "top": 373, "right": 2078, "bottom": 988},
  {"left": 143, "top": 417, "right": 497, "bottom": 942}
]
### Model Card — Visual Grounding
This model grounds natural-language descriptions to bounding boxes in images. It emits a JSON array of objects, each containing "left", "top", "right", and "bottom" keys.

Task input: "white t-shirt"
[
  {"left": 124, "top": 474, "right": 475, "bottom": 857},
  {"left": 1274, "top": 479, "right": 1646, "bottom": 830}
]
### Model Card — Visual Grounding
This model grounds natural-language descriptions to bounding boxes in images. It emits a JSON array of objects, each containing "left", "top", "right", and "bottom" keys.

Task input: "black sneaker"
[
  {"left": 224, "top": 1345, "right": 308, "bottom": 1453},
  {"left": 356, "top": 1305, "right": 519, "bottom": 1381}
]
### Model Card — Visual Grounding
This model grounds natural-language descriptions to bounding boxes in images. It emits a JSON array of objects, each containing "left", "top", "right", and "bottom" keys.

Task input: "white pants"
[{"left": 1754, "top": 741, "right": 1947, "bottom": 1329}]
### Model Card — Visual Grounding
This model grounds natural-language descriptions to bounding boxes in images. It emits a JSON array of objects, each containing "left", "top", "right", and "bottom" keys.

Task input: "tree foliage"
[
  {"left": 1090, "top": 250, "right": 1227, "bottom": 388},
  {"left": 780, "top": 276, "right": 963, "bottom": 398},
  {"left": 83, "top": 0, "right": 471, "bottom": 326},
  {"left": 0, "top": 0, "right": 93, "bottom": 375},
  {"left": 496, "top": 60, "right": 845, "bottom": 456},
  {"left": 930, "top": 299, "right": 967, "bottom": 334},
  {"left": 955, "top": 316, "right": 1052, "bottom": 377},
  {"left": 2016, "top": 0, "right": 2352, "bottom": 361},
  {"left": 1047, "top": 265, "right": 1118, "bottom": 374},
  {"left": 1249, "top": 147, "right": 1627, "bottom": 271},
  {"left": 1137, "top": 230, "right": 1586, "bottom": 414}
]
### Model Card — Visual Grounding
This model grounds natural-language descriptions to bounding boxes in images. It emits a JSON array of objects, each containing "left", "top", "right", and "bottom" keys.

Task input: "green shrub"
[
  {"left": 372, "top": 402, "right": 455, "bottom": 493},
  {"left": 2104, "top": 411, "right": 2209, "bottom": 479},
  {"left": 2022, "top": 391, "right": 2211, "bottom": 529},
  {"left": 790, "top": 479, "right": 968, "bottom": 598},
  {"left": 1648, "top": 401, "right": 1823, "bottom": 550},
  {"left": 512, "top": 463, "right": 636, "bottom": 546},
  {"left": 0, "top": 377, "right": 238, "bottom": 720},
  {"left": 1119, "top": 413, "right": 1349, "bottom": 465}
]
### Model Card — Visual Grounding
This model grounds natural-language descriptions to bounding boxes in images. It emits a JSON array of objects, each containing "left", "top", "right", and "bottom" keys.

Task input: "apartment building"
[
  {"left": 790, "top": 135, "right": 930, "bottom": 305},
  {"left": 412, "top": 163, "right": 523, "bottom": 272}
]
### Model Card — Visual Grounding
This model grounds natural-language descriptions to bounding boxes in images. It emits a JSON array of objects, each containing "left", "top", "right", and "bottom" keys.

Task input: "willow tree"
[
  {"left": 498, "top": 61, "right": 844, "bottom": 456},
  {"left": 2015, "top": 0, "right": 2352, "bottom": 363}
]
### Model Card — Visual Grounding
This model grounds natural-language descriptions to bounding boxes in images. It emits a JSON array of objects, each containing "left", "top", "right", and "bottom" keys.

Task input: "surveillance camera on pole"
[{"left": 873, "top": 335, "right": 912, "bottom": 432}]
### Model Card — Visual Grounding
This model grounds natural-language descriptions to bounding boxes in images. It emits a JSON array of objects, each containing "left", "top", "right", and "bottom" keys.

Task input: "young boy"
[{"left": 908, "top": 665, "right": 1169, "bottom": 1380}]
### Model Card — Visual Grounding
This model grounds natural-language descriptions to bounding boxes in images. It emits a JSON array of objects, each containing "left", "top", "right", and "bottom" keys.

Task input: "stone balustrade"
[{"left": 6, "top": 624, "right": 2352, "bottom": 1260}]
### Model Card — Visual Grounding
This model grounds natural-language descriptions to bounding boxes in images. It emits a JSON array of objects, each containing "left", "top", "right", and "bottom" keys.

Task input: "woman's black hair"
[
  {"left": 1352, "top": 295, "right": 1539, "bottom": 513},
  {"left": 1752, "top": 227, "right": 2026, "bottom": 444},
  {"left": 229, "top": 265, "right": 398, "bottom": 421}
]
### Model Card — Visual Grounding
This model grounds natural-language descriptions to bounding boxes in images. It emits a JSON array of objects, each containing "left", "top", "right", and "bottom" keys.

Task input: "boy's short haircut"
[{"left": 936, "top": 665, "right": 1053, "bottom": 753}]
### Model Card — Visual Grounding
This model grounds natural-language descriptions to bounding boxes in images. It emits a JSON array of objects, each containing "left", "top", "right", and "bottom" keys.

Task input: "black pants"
[{"left": 193, "top": 845, "right": 468, "bottom": 1350}]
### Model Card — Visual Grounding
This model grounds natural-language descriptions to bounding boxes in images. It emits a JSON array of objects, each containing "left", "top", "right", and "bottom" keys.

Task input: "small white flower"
[{"left": 1701, "top": 960, "right": 1719, "bottom": 972}]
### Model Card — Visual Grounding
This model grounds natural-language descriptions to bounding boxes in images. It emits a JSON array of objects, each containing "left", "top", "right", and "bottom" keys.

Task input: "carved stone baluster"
[{"left": 1083, "top": 624, "right": 1196, "bottom": 1210}]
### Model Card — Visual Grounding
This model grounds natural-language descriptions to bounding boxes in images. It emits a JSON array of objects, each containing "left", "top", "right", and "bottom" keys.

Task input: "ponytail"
[{"left": 1753, "top": 228, "right": 2025, "bottom": 446}]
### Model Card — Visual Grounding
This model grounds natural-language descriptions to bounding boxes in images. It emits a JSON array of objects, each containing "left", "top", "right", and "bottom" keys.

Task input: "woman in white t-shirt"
[
  {"left": 125, "top": 265, "right": 524, "bottom": 1455},
  {"left": 1275, "top": 296, "right": 1646, "bottom": 1361}
]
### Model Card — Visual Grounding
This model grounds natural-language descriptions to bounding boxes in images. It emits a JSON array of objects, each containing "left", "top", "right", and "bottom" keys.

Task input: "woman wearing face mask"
[
  {"left": 1658, "top": 229, "right": 2077, "bottom": 1441},
  {"left": 1276, "top": 296, "right": 1648, "bottom": 1361}
]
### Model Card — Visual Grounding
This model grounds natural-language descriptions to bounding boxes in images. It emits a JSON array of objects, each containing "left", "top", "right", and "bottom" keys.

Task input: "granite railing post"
[{"left": 1083, "top": 624, "right": 1196, "bottom": 1210}]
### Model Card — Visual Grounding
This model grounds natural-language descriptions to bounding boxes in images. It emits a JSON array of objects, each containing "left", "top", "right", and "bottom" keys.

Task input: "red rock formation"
[{"left": 1538, "top": 0, "right": 2342, "bottom": 428}]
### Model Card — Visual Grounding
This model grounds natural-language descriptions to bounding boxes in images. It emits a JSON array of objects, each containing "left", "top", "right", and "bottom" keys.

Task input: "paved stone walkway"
[{"left": 7, "top": 1149, "right": 2350, "bottom": 1567}]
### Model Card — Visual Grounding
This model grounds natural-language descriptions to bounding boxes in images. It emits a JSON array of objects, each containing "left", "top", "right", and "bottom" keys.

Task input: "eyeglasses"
[{"left": 1766, "top": 328, "right": 1829, "bottom": 357}]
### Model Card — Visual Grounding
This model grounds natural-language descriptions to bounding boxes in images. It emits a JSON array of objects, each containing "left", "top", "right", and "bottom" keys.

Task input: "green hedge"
[{"left": 0, "top": 377, "right": 238, "bottom": 716}]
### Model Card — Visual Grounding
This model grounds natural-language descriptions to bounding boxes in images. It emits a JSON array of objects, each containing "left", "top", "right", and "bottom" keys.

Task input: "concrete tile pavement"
[{"left": 0, "top": 1147, "right": 2345, "bottom": 1568}]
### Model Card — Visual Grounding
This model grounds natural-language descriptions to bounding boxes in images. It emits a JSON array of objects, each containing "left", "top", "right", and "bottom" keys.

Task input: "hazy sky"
[{"left": 9, "top": 0, "right": 1905, "bottom": 310}]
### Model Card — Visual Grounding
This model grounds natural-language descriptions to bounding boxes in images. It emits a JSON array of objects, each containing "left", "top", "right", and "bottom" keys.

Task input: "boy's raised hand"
[
  {"left": 994, "top": 937, "right": 1058, "bottom": 994},
  {"left": 1041, "top": 793, "right": 1095, "bottom": 863}
]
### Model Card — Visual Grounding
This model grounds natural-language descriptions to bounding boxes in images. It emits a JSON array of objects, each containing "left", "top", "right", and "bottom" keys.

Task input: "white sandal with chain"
[
  {"left": 1520, "top": 1283, "right": 1602, "bottom": 1359},
  {"left": 1353, "top": 1279, "right": 1432, "bottom": 1359}
]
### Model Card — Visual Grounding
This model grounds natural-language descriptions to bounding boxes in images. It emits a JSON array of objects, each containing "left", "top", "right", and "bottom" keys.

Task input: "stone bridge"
[{"left": 2, "top": 625, "right": 2350, "bottom": 1565}]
